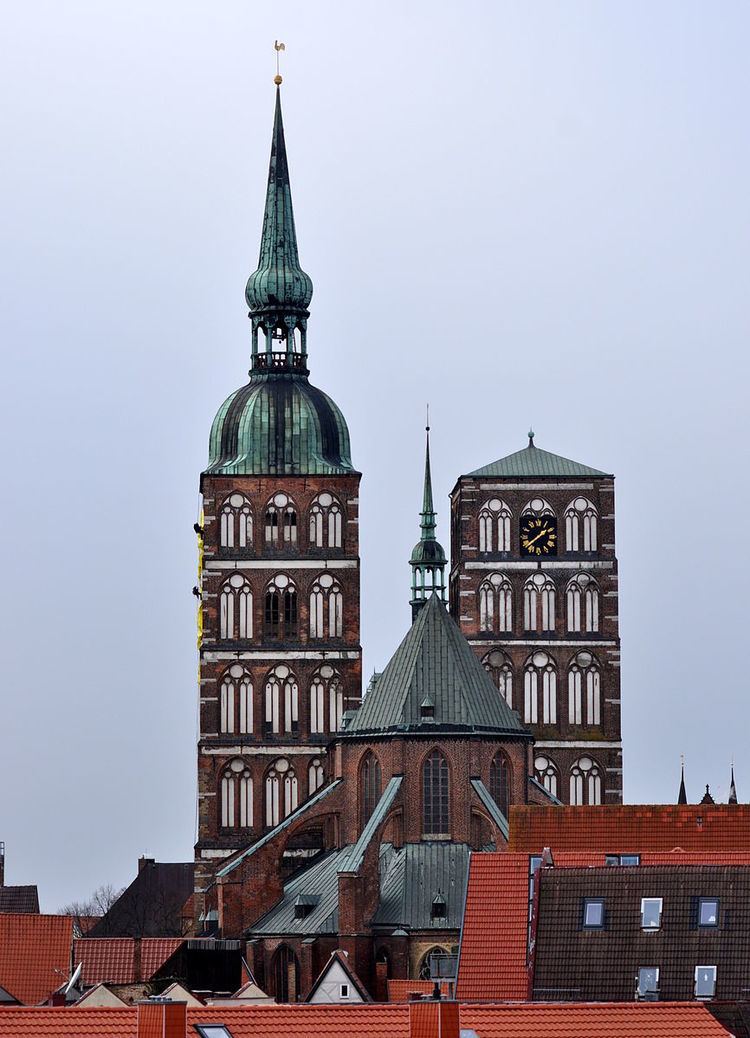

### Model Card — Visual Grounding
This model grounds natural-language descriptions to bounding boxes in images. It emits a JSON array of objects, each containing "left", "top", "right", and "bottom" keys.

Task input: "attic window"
[
  {"left": 431, "top": 894, "right": 447, "bottom": 920},
  {"left": 582, "top": 898, "right": 605, "bottom": 929},
  {"left": 605, "top": 854, "right": 640, "bottom": 866},
  {"left": 641, "top": 897, "right": 663, "bottom": 930},
  {"left": 195, "top": 1027, "right": 233, "bottom": 1038},
  {"left": 699, "top": 898, "right": 719, "bottom": 927},
  {"left": 637, "top": 967, "right": 659, "bottom": 999},
  {"left": 695, "top": 965, "right": 717, "bottom": 999},
  {"left": 339, "top": 983, "right": 350, "bottom": 999},
  {"left": 293, "top": 894, "right": 320, "bottom": 919},
  {"left": 420, "top": 701, "right": 435, "bottom": 720}
]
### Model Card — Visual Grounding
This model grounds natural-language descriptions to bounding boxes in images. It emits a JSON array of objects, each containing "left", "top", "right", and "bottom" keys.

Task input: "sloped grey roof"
[
  {"left": 373, "top": 842, "right": 470, "bottom": 931},
  {"left": 467, "top": 442, "right": 610, "bottom": 479},
  {"left": 249, "top": 848, "right": 348, "bottom": 936},
  {"left": 337, "top": 777, "right": 403, "bottom": 874},
  {"left": 345, "top": 595, "right": 527, "bottom": 737}
]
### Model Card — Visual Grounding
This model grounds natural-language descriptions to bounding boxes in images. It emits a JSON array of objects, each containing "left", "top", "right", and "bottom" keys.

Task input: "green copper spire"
[
  {"left": 246, "top": 86, "right": 313, "bottom": 374},
  {"left": 410, "top": 423, "right": 447, "bottom": 620}
]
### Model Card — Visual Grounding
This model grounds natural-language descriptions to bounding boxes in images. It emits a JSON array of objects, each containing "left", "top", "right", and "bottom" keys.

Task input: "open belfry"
[{"left": 192, "top": 72, "right": 621, "bottom": 994}]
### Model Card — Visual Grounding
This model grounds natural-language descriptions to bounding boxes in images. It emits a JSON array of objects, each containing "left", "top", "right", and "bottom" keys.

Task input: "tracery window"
[
  {"left": 219, "top": 574, "right": 253, "bottom": 640},
  {"left": 264, "top": 665, "right": 298, "bottom": 735},
  {"left": 566, "top": 574, "right": 599, "bottom": 633},
  {"left": 524, "top": 651, "right": 557, "bottom": 725},
  {"left": 479, "top": 574, "right": 513, "bottom": 633},
  {"left": 309, "top": 492, "right": 344, "bottom": 548},
  {"left": 264, "top": 493, "right": 297, "bottom": 547},
  {"left": 567, "top": 651, "right": 601, "bottom": 725},
  {"left": 534, "top": 755, "right": 559, "bottom": 798},
  {"left": 569, "top": 756, "right": 602, "bottom": 805},
  {"left": 264, "top": 574, "right": 297, "bottom": 640},
  {"left": 309, "top": 574, "right": 343, "bottom": 639},
  {"left": 478, "top": 499, "right": 512, "bottom": 553},
  {"left": 360, "top": 751, "right": 382, "bottom": 827},
  {"left": 308, "top": 757, "right": 325, "bottom": 795},
  {"left": 219, "top": 493, "right": 253, "bottom": 549},
  {"left": 309, "top": 666, "right": 344, "bottom": 734},
  {"left": 565, "top": 498, "right": 598, "bottom": 552},
  {"left": 523, "top": 574, "right": 556, "bottom": 632},
  {"left": 220, "top": 758, "right": 253, "bottom": 828},
  {"left": 522, "top": 498, "right": 555, "bottom": 519},
  {"left": 482, "top": 650, "right": 514, "bottom": 708},
  {"left": 220, "top": 664, "right": 253, "bottom": 734},
  {"left": 265, "top": 758, "right": 298, "bottom": 827},
  {"left": 422, "top": 749, "right": 450, "bottom": 837},
  {"left": 489, "top": 753, "right": 510, "bottom": 817}
]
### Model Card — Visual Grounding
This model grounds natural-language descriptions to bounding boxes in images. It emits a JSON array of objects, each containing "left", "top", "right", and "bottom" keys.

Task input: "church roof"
[
  {"left": 344, "top": 595, "right": 528, "bottom": 737},
  {"left": 467, "top": 437, "right": 610, "bottom": 479}
]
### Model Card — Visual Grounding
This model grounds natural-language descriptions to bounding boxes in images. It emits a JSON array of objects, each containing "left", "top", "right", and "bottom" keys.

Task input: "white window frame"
[
  {"left": 694, "top": 965, "right": 717, "bottom": 999},
  {"left": 640, "top": 897, "right": 663, "bottom": 930}
]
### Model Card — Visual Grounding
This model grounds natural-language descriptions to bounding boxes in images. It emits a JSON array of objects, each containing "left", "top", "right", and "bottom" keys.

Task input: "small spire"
[
  {"left": 678, "top": 755, "right": 687, "bottom": 805},
  {"left": 528, "top": 428, "right": 535, "bottom": 447},
  {"left": 700, "top": 784, "right": 715, "bottom": 805},
  {"left": 729, "top": 763, "right": 738, "bottom": 805},
  {"left": 409, "top": 422, "right": 447, "bottom": 620}
]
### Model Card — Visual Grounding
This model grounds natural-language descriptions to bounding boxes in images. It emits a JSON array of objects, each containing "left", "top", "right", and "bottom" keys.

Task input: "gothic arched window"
[
  {"left": 309, "top": 492, "right": 344, "bottom": 549},
  {"left": 524, "top": 651, "right": 557, "bottom": 725},
  {"left": 309, "top": 666, "right": 344, "bottom": 734},
  {"left": 272, "top": 944, "right": 300, "bottom": 1003},
  {"left": 220, "top": 758, "right": 253, "bottom": 828},
  {"left": 565, "top": 497, "right": 598, "bottom": 552},
  {"left": 570, "top": 756, "right": 602, "bottom": 805},
  {"left": 478, "top": 499, "right": 512, "bottom": 553},
  {"left": 423, "top": 749, "right": 450, "bottom": 837},
  {"left": 568, "top": 651, "right": 601, "bottom": 726},
  {"left": 219, "top": 493, "right": 253, "bottom": 549},
  {"left": 264, "top": 493, "right": 297, "bottom": 548},
  {"left": 479, "top": 574, "right": 513, "bottom": 633},
  {"left": 489, "top": 753, "right": 510, "bottom": 817},
  {"left": 482, "top": 650, "right": 514, "bottom": 708},
  {"left": 360, "top": 751, "right": 382, "bottom": 827},
  {"left": 264, "top": 665, "right": 298, "bottom": 736},
  {"left": 566, "top": 574, "right": 599, "bottom": 633},
  {"left": 308, "top": 757, "right": 325, "bottom": 795},
  {"left": 219, "top": 574, "right": 253, "bottom": 640},
  {"left": 220, "top": 664, "right": 253, "bottom": 735},
  {"left": 309, "top": 574, "right": 343, "bottom": 639},
  {"left": 265, "top": 758, "right": 298, "bottom": 827},
  {"left": 523, "top": 574, "right": 556, "bottom": 632},
  {"left": 264, "top": 574, "right": 297, "bottom": 640},
  {"left": 534, "top": 754, "right": 559, "bottom": 798}
]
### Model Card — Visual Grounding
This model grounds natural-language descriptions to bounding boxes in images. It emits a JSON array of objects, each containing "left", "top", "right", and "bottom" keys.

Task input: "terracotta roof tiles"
[
  {"left": 0, "top": 914, "right": 73, "bottom": 1005},
  {"left": 74, "top": 938, "right": 184, "bottom": 985}
]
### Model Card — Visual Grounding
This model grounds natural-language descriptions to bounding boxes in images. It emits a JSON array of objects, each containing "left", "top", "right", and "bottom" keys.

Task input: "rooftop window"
[
  {"left": 637, "top": 967, "right": 659, "bottom": 999},
  {"left": 431, "top": 893, "right": 447, "bottom": 920},
  {"left": 605, "top": 854, "right": 640, "bottom": 866},
  {"left": 641, "top": 897, "right": 663, "bottom": 930},
  {"left": 339, "top": 983, "right": 350, "bottom": 999},
  {"left": 195, "top": 1027, "right": 233, "bottom": 1038},
  {"left": 582, "top": 898, "right": 605, "bottom": 929},
  {"left": 695, "top": 965, "right": 717, "bottom": 999},
  {"left": 699, "top": 898, "right": 719, "bottom": 927}
]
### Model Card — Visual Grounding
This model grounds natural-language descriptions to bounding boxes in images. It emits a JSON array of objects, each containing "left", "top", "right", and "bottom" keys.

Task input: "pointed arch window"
[
  {"left": 478, "top": 499, "right": 512, "bottom": 553},
  {"left": 482, "top": 650, "right": 513, "bottom": 709},
  {"left": 220, "top": 493, "right": 254, "bottom": 550},
  {"left": 423, "top": 749, "right": 450, "bottom": 837},
  {"left": 534, "top": 755, "right": 559, "bottom": 798},
  {"left": 309, "top": 665, "right": 344, "bottom": 734},
  {"left": 568, "top": 651, "right": 601, "bottom": 726},
  {"left": 265, "top": 758, "right": 298, "bottom": 827},
  {"left": 523, "top": 574, "right": 556, "bottom": 632},
  {"left": 566, "top": 574, "right": 599, "bottom": 633},
  {"left": 272, "top": 944, "right": 300, "bottom": 1003},
  {"left": 570, "top": 756, "right": 602, "bottom": 805},
  {"left": 220, "top": 664, "right": 253, "bottom": 735},
  {"left": 264, "top": 493, "right": 298, "bottom": 547},
  {"left": 524, "top": 651, "right": 557, "bottom": 725},
  {"left": 360, "top": 752, "right": 382, "bottom": 827},
  {"left": 479, "top": 574, "right": 513, "bottom": 633},
  {"left": 489, "top": 753, "right": 510, "bottom": 818},
  {"left": 264, "top": 665, "right": 298, "bottom": 736},
  {"left": 309, "top": 574, "right": 343, "bottom": 639},
  {"left": 264, "top": 574, "right": 297, "bottom": 640},
  {"left": 309, "top": 492, "right": 344, "bottom": 548},
  {"left": 219, "top": 574, "right": 253, "bottom": 640},
  {"left": 565, "top": 498, "right": 598, "bottom": 552},
  {"left": 220, "top": 758, "right": 253, "bottom": 828},
  {"left": 308, "top": 757, "right": 325, "bottom": 795}
]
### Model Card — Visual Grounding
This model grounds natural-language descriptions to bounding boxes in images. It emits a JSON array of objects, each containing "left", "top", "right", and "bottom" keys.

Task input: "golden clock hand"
[{"left": 526, "top": 526, "right": 549, "bottom": 547}]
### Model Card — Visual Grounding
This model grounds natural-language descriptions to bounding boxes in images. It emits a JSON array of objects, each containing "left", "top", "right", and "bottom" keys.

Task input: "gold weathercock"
[{"left": 274, "top": 40, "right": 285, "bottom": 85}]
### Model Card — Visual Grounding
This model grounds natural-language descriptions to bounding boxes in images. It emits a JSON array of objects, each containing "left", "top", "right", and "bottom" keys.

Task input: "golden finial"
[{"left": 274, "top": 41, "right": 285, "bottom": 85}]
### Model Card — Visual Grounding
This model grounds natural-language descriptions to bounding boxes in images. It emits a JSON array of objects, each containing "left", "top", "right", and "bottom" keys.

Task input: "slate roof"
[
  {"left": 0, "top": 913, "right": 73, "bottom": 1005},
  {"left": 467, "top": 441, "right": 610, "bottom": 479},
  {"left": 373, "top": 842, "right": 470, "bottom": 931},
  {"left": 0, "top": 886, "right": 40, "bottom": 914},
  {"left": 345, "top": 595, "right": 528, "bottom": 737},
  {"left": 87, "top": 862, "right": 193, "bottom": 938}
]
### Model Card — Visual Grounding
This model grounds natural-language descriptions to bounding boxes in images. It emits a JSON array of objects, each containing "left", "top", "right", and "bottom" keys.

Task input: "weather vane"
[
  {"left": 426, "top": 403, "right": 430, "bottom": 433},
  {"left": 274, "top": 40, "right": 285, "bottom": 85}
]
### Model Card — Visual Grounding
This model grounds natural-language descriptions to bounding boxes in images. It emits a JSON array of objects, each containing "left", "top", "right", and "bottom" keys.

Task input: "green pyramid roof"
[
  {"left": 344, "top": 595, "right": 528, "bottom": 737},
  {"left": 467, "top": 438, "right": 610, "bottom": 479}
]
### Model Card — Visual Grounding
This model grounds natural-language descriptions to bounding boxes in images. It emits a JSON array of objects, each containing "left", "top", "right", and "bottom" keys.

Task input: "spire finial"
[
  {"left": 678, "top": 755, "right": 687, "bottom": 805},
  {"left": 528, "top": 428, "right": 535, "bottom": 447},
  {"left": 274, "top": 40, "right": 285, "bottom": 85},
  {"left": 729, "top": 760, "right": 738, "bottom": 805},
  {"left": 409, "top": 421, "right": 447, "bottom": 620}
]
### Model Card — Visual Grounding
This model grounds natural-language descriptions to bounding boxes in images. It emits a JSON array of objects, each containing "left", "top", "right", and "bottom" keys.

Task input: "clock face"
[{"left": 520, "top": 516, "right": 558, "bottom": 556}]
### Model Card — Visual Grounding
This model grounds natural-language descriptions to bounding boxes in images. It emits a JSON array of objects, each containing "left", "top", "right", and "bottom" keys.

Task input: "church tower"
[{"left": 194, "top": 85, "right": 362, "bottom": 917}]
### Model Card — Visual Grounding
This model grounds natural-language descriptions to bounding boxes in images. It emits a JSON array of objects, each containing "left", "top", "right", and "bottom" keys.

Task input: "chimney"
[
  {"left": 136, "top": 999, "right": 187, "bottom": 1038},
  {"left": 138, "top": 856, "right": 156, "bottom": 873},
  {"left": 409, "top": 999, "right": 460, "bottom": 1038}
]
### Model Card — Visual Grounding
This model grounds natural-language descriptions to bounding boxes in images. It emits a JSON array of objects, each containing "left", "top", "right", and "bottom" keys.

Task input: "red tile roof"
[
  {"left": 510, "top": 804, "right": 750, "bottom": 853},
  {"left": 0, "top": 914, "right": 73, "bottom": 1005},
  {"left": 461, "top": 1002, "right": 730, "bottom": 1037},
  {"left": 139, "top": 939, "right": 183, "bottom": 979},
  {"left": 74, "top": 939, "right": 184, "bottom": 985},
  {"left": 387, "top": 979, "right": 449, "bottom": 1002},
  {"left": 0, "top": 1008, "right": 135, "bottom": 1036}
]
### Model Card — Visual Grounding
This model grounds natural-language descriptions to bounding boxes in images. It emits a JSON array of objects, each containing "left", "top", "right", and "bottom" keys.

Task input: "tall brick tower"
[
  {"left": 194, "top": 85, "right": 362, "bottom": 919},
  {"left": 449, "top": 434, "right": 622, "bottom": 805}
]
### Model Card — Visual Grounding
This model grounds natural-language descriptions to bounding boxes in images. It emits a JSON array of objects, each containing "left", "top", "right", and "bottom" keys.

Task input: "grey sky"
[{"left": 1, "top": 1, "right": 748, "bottom": 910}]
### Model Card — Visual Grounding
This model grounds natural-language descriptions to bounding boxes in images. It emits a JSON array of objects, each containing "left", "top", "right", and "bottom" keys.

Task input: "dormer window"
[
  {"left": 293, "top": 894, "right": 319, "bottom": 919},
  {"left": 420, "top": 698, "right": 435, "bottom": 721},
  {"left": 431, "top": 894, "right": 447, "bottom": 920}
]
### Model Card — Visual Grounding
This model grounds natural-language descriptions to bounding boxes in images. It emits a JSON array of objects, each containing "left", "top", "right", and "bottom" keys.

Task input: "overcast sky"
[{"left": 1, "top": 1, "right": 748, "bottom": 911}]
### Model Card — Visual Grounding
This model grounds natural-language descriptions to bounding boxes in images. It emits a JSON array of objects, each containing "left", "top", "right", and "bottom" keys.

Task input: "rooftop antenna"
[{"left": 274, "top": 40, "right": 285, "bottom": 85}]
